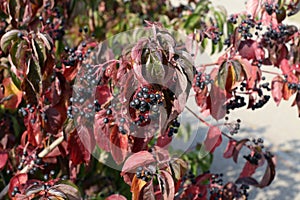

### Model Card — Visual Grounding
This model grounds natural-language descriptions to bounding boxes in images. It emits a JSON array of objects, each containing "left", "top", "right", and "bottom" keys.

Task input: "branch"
[{"left": 0, "top": 135, "right": 64, "bottom": 199}]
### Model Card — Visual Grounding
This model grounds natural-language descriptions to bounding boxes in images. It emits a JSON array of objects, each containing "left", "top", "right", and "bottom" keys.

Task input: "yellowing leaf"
[
  {"left": 131, "top": 175, "right": 147, "bottom": 200},
  {"left": 2, "top": 78, "right": 22, "bottom": 109}
]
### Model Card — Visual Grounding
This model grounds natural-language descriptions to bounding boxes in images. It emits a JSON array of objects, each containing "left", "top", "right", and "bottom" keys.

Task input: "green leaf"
[
  {"left": 214, "top": 11, "right": 224, "bottom": 34},
  {"left": 32, "top": 38, "right": 46, "bottom": 67},
  {"left": 218, "top": 37, "right": 224, "bottom": 52},
  {"left": 211, "top": 40, "right": 216, "bottom": 55},
  {"left": 200, "top": 38, "right": 208, "bottom": 53},
  {"left": 10, "top": 115, "right": 21, "bottom": 137},
  {"left": 8, "top": 67, "right": 21, "bottom": 89},
  {"left": 27, "top": 58, "right": 42, "bottom": 94},
  {"left": 227, "top": 22, "right": 234, "bottom": 36},
  {"left": 184, "top": 14, "right": 200, "bottom": 29},
  {"left": 0, "top": 30, "right": 20, "bottom": 53},
  {"left": 10, "top": 40, "right": 27, "bottom": 69}
]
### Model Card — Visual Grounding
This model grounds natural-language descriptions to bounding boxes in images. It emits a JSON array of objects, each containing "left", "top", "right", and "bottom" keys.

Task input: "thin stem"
[
  {"left": 260, "top": 70, "right": 282, "bottom": 76},
  {"left": 185, "top": 106, "right": 211, "bottom": 127}
]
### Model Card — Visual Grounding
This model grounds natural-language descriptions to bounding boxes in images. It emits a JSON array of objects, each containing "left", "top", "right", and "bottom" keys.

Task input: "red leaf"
[
  {"left": 209, "top": 84, "right": 226, "bottom": 120},
  {"left": 110, "top": 125, "right": 128, "bottom": 165},
  {"left": 232, "top": 139, "right": 249, "bottom": 163},
  {"left": 158, "top": 171, "right": 175, "bottom": 200},
  {"left": 238, "top": 40, "right": 257, "bottom": 60},
  {"left": 105, "top": 194, "right": 127, "bottom": 200},
  {"left": 271, "top": 76, "right": 284, "bottom": 106},
  {"left": 95, "top": 85, "right": 112, "bottom": 105},
  {"left": 239, "top": 161, "right": 258, "bottom": 178},
  {"left": 67, "top": 128, "right": 91, "bottom": 165},
  {"left": 203, "top": 126, "right": 222, "bottom": 153},
  {"left": 121, "top": 151, "right": 155, "bottom": 176},
  {"left": 246, "top": 0, "right": 259, "bottom": 18},
  {"left": 9, "top": 173, "right": 28, "bottom": 198},
  {"left": 94, "top": 110, "right": 111, "bottom": 152},
  {"left": 156, "top": 135, "right": 172, "bottom": 148},
  {"left": 223, "top": 140, "right": 236, "bottom": 159},
  {"left": 235, "top": 176, "right": 259, "bottom": 186},
  {"left": 258, "top": 154, "right": 276, "bottom": 188},
  {"left": 0, "top": 151, "right": 8, "bottom": 170},
  {"left": 140, "top": 180, "right": 155, "bottom": 200}
]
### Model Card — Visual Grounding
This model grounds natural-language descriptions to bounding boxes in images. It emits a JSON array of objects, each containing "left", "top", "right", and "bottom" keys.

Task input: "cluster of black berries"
[
  {"left": 260, "top": 82, "right": 271, "bottom": 91},
  {"left": 167, "top": 118, "right": 180, "bottom": 137},
  {"left": 11, "top": 186, "right": 21, "bottom": 197},
  {"left": 252, "top": 138, "right": 264, "bottom": 149},
  {"left": 265, "top": 3, "right": 283, "bottom": 15},
  {"left": 264, "top": 27, "right": 283, "bottom": 41},
  {"left": 212, "top": 31, "right": 223, "bottom": 45},
  {"left": 237, "top": 16, "right": 255, "bottom": 40},
  {"left": 63, "top": 44, "right": 92, "bottom": 67},
  {"left": 211, "top": 173, "right": 223, "bottom": 186},
  {"left": 240, "top": 184, "right": 250, "bottom": 198},
  {"left": 182, "top": 170, "right": 197, "bottom": 185},
  {"left": 136, "top": 166, "right": 153, "bottom": 182},
  {"left": 130, "top": 86, "right": 162, "bottom": 125},
  {"left": 288, "top": 82, "right": 300, "bottom": 90},
  {"left": 39, "top": 5, "right": 65, "bottom": 41},
  {"left": 243, "top": 151, "right": 262, "bottom": 165},
  {"left": 227, "top": 119, "right": 241, "bottom": 135},
  {"left": 226, "top": 96, "right": 246, "bottom": 111},
  {"left": 250, "top": 95, "right": 270, "bottom": 110},
  {"left": 228, "top": 14, "right": 238, "bottom": 24},
  {"left": 195, "top": 72, "right": 213, "bottom": 90}
]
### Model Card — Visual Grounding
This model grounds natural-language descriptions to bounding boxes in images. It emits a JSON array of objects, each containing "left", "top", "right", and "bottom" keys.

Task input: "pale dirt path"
[{"left": 185, "top": 1, "right": 300, "bottom": 199}]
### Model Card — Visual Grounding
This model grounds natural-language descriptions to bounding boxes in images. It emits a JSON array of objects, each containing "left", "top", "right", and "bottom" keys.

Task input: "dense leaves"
[{"left": 0, "top": 0, "right": 299, "bottom": 199}]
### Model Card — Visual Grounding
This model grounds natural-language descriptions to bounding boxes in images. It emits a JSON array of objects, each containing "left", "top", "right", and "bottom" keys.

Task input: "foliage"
[{"left": 0, "top": 0, "right": 299, "bottom": 199}]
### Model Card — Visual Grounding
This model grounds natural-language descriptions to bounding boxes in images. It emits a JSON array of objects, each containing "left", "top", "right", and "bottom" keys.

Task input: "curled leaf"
[{"left": 0, "top": 29, "right": 20, "bottom": 53}]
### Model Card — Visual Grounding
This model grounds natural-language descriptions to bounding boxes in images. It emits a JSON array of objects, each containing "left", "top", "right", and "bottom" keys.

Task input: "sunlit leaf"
[
  {"left": 0, "top": 29, "right": 20, "bottom": 53},
  {"left": 131, "top": 175, "right": 147, "bottom": 200}
]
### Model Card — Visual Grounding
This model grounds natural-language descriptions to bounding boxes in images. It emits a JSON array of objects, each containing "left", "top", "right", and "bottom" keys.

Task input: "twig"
[
  {"left": 0, "top": 135, "right": 64, "bottom": 199},
  {"left": 185, "top": 106, "right": 211, "bottom": 127}
]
